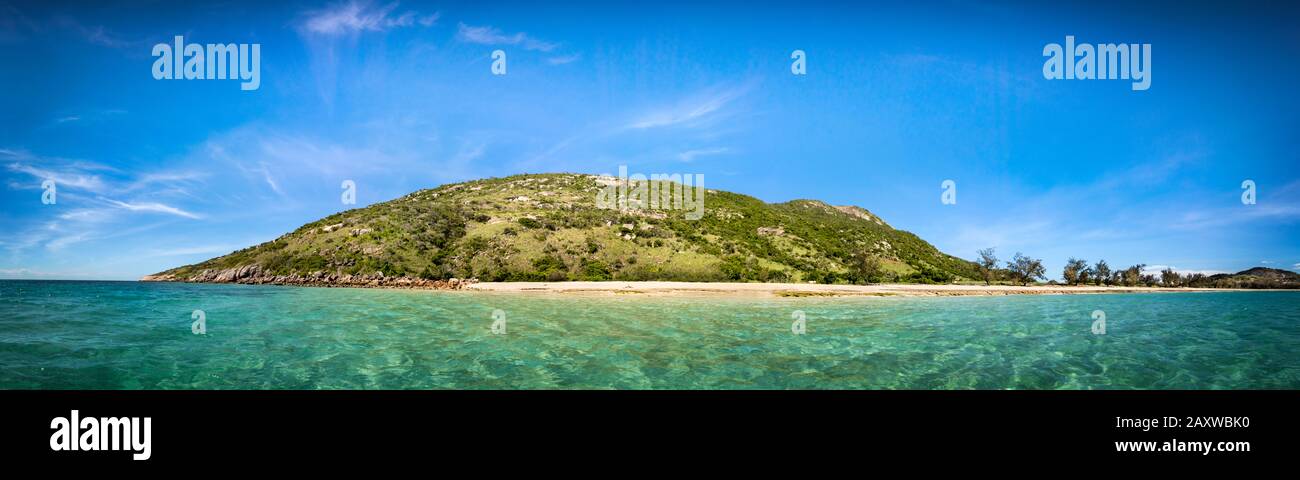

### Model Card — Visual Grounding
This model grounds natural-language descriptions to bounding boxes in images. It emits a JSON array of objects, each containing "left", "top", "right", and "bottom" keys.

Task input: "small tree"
[
  {"left": 977, "top": 248, "right": 999, "bottom": 285},
  {"left": 1140, "top": 273, "right": 1158, "bottom": 287},
  {"left": 1027, "top": 258, "right": 1047, "bottom": 285},
  {"left": 852, "top": 252, "right": 884, "bottom": 285},
  {"left": 1093, "top": 260, "right": 1111, "bottom": 286},
  {"left": 1006, "top": 252, "right": 1046, "bottom": 286},
  {"left": 1122, "top": 264, "right": 1146, "bottom": 287},
  {"left": 1063, "top": 258, "right": 1088, "bottom": 286},
  {"left": 1160, "top": 267, "right": 1180, "bottom": 287}
]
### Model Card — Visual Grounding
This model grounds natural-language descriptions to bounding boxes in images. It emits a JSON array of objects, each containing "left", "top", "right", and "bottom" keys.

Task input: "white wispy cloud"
[
  {"left": 58, "top": 208, "right": 115, "bottom": 223},
  {"left": 0, "top": 4, "right": 37, "bottom": 44},
  {"left": 125, "top": 170, "right": 205, "bottom": 193},
  {"left": 300, "top": 1, "right": 439, "bottom": 36},
  {"left": 626, "top": 83, "right": 753, "bottom": 130},
  {"left": 4, "top": 150, "right": 204, "bottom": 202},
  {"left": 31, "top": 218, "right": 172, "bottom": 255},
  {"left": 677, "top": 147, "right": 732, "bottom": 162},
  {"left": 1, "top": 146, "right": 207, "bottom": 271},
  {"left": 952, "top": 220, "right": 1055, "bottom": 254},
  {"left": 45, "top": 232, "right": 93, "bottom": 251},
  {"left": 4, "top": 153, "right": 110, "bottom": 193},
  {"left": 54, "top": 17, "right": 146, "bottom": 49},
  {"left": 47, "top": 109, "right": 126, "bottom": 128},
  {"left": 182, "top": 124, "right": 442, "bottom": 206},
  {"left": 456, "top": 22, "right": 558, "bottom": 52},
  {"left": 77, "top": 25, "right": 136, "bottom": 48},
  {"left": 243, "top": 132, "right": 399, "bottom": 177},
  {"left": 256, "top": 163, "right": 285, "bottom": 196},
  {"left": 547, "top": 54, "right": 581, "bottom": 65},
  {"left": 517, "top": 83, "right": 757, "bottom": 171},
  {"left": 452, "top": 142, "right": 486, "bottom": 164},
  {"left": 103, "top": 199, "right": 202, "bottom": 219},
  {"left": 418, "top": 13, "right": 441, "bottom": 27},
  {"left": 1170, "top": 202, "right": 1300, "bottom": 231},
  {"left": 939, "top": 133, "right": 1298, "bottom": 279}
]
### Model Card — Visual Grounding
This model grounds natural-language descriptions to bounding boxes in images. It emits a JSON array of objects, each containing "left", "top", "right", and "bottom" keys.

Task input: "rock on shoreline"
[{"left": 140, "top": 264, "right": 479, "bottom": 290}]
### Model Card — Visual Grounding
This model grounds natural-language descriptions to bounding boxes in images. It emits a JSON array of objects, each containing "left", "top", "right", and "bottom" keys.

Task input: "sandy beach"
[{"left": 463, "top": 281, "right": 1238, "bottom": 298}]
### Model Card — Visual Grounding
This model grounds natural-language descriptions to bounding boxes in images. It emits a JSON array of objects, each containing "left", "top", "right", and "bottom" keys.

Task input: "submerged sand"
[{"left": 463, "top": 281, "right": 1240, "bottom": 298}]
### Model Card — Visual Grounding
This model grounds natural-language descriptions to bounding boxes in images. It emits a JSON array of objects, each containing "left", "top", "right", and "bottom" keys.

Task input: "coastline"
[
  {"left": 139, "top": 270, "right": 1284, "bottom": 298},
  {"left": 463, "top": 281, "right": 1244, "bottom": 298}
]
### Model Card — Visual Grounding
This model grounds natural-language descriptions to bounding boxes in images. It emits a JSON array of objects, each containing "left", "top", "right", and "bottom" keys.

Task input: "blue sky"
[{"left": 1, "top": 0, "right": 1297, "bottom": 281}]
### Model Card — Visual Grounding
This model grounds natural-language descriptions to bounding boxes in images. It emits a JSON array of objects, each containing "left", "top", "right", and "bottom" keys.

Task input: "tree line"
[{"left": 975, "top": 248, "right": 1226, "bottom": 287}]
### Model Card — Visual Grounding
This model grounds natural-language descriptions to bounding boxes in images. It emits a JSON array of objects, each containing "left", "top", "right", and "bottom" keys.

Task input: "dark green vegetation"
[{"left": 153, "top": 173, "right": 982, "bottom": 284}]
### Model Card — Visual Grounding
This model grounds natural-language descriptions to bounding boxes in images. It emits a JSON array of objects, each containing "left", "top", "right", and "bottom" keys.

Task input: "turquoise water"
[{"left": 1, "top": 280, "right": 1297, "bottom": 389}]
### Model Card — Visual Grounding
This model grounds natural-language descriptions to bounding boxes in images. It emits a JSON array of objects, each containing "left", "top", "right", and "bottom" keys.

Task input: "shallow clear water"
[{"left": 0, "top": 281, "right": 1297, "bottom": 389}]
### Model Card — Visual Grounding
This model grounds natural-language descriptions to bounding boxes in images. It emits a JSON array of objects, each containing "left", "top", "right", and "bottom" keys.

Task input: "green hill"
[
  {"left": 144, "top": 173, "right": 980, "bottom": 286},
  {"left": 1205, "top": 267, "right": 1300, "bottom": 289}
]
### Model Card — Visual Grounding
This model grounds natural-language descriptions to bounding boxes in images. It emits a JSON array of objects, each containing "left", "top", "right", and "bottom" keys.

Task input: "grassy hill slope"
[{"left": 146, "top": 173, "right": 980, "bottom": 285}]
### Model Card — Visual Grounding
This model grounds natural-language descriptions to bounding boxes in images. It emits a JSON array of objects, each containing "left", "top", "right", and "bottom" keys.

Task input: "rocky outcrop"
[{"left": 141, "top": 265, "right": 479, "bottom": 291}]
